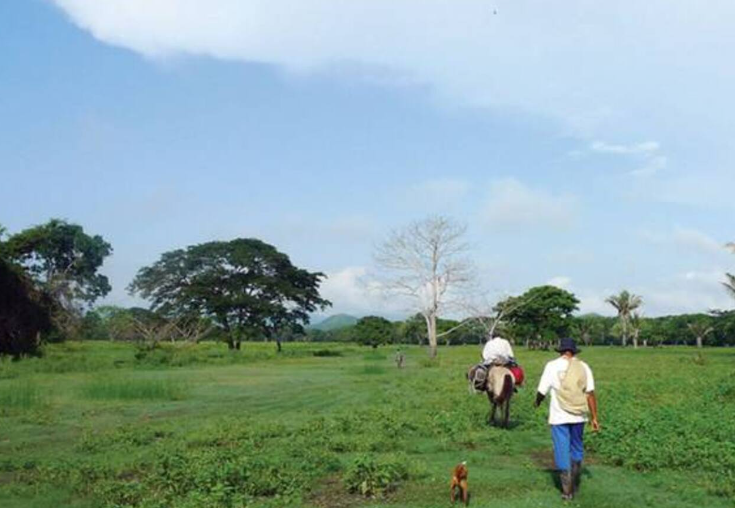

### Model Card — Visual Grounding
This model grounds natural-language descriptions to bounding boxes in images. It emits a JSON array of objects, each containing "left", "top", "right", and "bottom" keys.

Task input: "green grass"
[
  {"left": 0, "top": 380, "right": 44, "bottom": 410},
  {"left": 0, "top": 342, "right": 733, "bottom": 508},
  {"left": 81, "top": 377, "right": 187, "bottom": 401}
]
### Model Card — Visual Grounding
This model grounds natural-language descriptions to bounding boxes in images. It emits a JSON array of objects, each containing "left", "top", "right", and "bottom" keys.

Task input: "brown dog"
[{"left": 450, "top": 461, "right": 469, "bottom": 505}]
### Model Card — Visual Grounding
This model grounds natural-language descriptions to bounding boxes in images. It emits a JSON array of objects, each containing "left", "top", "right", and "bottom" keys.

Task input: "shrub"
[
  {"left": 343, "top": 454, "right": 409, "bottom": 497},
  {"left": 312, "top": 349, "right": 343, "bottom": 357}
]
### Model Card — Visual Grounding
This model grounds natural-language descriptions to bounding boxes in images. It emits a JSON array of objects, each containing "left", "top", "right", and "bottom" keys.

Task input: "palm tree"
[
  {"left": 688, "top": 321, "right": 714, "bottom": 349},
  {"left": 725, "top": 242, "right": 735, "bottom": 298},
  {"left": 630, "top": 312, "right": 643, "bottom": 349},
  {"left": 606, "top": 290, "right": 643, "bottom": 347}
]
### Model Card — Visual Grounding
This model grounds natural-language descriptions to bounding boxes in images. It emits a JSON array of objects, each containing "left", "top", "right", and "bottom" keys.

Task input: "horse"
[{"left": 468, "top": 364, "right": 515, "bottom": 428}]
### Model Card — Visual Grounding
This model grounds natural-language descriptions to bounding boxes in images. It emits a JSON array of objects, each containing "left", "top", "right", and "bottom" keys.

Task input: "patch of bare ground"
[
  {"left": 307, "top": 476, "right": 399, "bottom": 508},
  {"left": 307, "top": 477, "right": 364, "bottom": 508}
]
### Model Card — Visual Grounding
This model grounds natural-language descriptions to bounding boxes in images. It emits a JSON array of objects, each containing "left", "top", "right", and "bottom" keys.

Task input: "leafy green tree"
[
  {"left": 0, "top": 259, "right": 54, "bottom": 356},
  {"left": 129, "top": 238, "right": 331, "bottom": 351},
  {"left": 573, "top": 314, "right": 606, "bottom": 346},
  {"left": 606, "top": 290, "right": 643, "bottom": 347},
  {"left": 497, "top": 285, "right": 579, "bottom": 347},
  {"left": 354, "top": 316, "right": 394, "bottom": 348},
  {"left": 395, "top": 314, "right": 426, "bottom": 345},
  {"left": 2, "top": 219, "right": 112, "bottom": 312}
]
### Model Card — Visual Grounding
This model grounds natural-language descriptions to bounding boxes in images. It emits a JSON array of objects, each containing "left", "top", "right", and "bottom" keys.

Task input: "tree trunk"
[
  {"left": 276, "top": 339, "right": 282, "bottom": 353},
  {"left": 696, "top": 336, "right": 703, "bottom": 348},
  {"left": 643, "top": 339, "right": 648, "bottom": 347},
  {"left": 425, "top": 312, "right": 438, "bottom": 358},
  {"left": 632, "top": 336, "right": 638, "bottom": 349}
]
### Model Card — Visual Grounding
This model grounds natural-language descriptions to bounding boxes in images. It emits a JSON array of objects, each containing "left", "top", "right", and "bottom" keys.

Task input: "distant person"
[
  {"left": 482, "top": 333, "right": 515, "bottom": 366},
  {"left": 535, "top": 338, "right": 600, "bottom": 501},
  {"left": 395, "top": 348, "right": 405, "bottom": 369}
]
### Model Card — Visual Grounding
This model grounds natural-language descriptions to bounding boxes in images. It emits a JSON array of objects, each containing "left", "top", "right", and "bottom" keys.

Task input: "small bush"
[
  {"left": 343, "top": 454, "right": 409, "bottom": 497},
  {"left": 313, "top": 349, "right": 343, "bottom": 357}
]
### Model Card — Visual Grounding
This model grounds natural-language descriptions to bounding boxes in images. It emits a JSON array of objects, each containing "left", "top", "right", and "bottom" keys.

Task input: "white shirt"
[
  {"left": 482, "top": 337, "right": 515, "bottom": 365},
  {"left": 537, "top": 356, "right": 595, "bottom": 425}
]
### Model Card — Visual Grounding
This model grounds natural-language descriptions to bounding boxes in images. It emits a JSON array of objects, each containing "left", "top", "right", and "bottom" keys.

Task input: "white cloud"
[
  {"left": 589, "top": 139, "right": 667, "bottom": 177},
  {"left": 577, "top": 292, "right": 615, "bottom": 316},
  {"left": 50, "top": 0, "right": 735, "bottom": 140},
  {"left": 319, "top": 266, "right": 404, "bottom": 317},
  {"left": 481, "top": 178, "right": 577, "bottom": 231},
  {"left": 590, "top": 141, "right": 659, "bottom": 155}
]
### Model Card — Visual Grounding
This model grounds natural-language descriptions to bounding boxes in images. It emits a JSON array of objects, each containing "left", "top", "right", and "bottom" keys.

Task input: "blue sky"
[{"left": 2, "top": 0, "right": 734, "bottom": 317}]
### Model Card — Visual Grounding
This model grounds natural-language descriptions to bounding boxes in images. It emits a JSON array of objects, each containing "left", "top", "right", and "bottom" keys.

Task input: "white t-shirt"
[
  {"left": 537, "top": 356, "right": 595, "bottom": 425},
  {"left": 482, "top": 338, "right": 515, "bottom": 364}
]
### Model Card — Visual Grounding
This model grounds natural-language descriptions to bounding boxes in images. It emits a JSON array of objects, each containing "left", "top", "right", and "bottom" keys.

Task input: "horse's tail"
[{"left": 495, "top": 373, "right": 514, "bottom": 404}]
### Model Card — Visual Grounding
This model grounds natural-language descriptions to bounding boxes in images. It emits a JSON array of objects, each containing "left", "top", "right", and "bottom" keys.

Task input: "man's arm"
[
  {"left": 534, "top": 392, "right": 546, "bottom": 408},
  {"left": 534, "top": 364, "right": 551, "bottom": 408},
  {"left": 586, "top": 391, "right": 600, "bottom": 432}
]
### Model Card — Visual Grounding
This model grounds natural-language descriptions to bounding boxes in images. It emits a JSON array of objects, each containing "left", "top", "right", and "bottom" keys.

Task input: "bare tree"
[{"left": 375, "top": 216, "right": 473, "bottom": 358}]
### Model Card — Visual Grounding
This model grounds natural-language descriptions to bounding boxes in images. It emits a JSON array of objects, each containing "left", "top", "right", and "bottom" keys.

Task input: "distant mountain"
[{"left": 310, "top": 314, "right": 358, "bottom": 331}]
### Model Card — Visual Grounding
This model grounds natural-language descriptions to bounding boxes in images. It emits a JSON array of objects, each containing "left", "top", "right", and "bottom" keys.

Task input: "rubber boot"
[
  {"left": 571, "top": 461, "right": 582, "bottom": 494},
  {"left": 560, "top": 470, "right": 573, "bottom": 501}
]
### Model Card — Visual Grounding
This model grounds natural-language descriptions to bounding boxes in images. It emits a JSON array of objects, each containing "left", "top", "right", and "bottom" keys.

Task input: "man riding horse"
[{"left": 469, "top": 333, "right": 518, "bottom": 428}]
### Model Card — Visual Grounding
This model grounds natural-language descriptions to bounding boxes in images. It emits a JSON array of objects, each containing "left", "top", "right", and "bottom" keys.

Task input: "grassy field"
[{"left": 0, "top": 342, "right": 733, "bottom": 508}]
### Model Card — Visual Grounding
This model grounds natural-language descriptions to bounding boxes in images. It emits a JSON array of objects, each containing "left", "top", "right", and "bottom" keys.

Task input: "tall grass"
[
  {"left": 82, "top": 378, "right": 186, "bottom": 401},
  {"left": 0, "top": 381, "right": 44, "bottom": 409}
]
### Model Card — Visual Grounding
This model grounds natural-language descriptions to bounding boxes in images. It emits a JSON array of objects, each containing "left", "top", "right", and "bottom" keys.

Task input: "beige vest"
[{"left": 557, "top": 358, "right": 589, "bottom": 416}]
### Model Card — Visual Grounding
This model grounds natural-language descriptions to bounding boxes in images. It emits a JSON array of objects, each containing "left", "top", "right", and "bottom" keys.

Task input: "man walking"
[{"left": 535, "top": 338, "right": 600, "bottom": 501}]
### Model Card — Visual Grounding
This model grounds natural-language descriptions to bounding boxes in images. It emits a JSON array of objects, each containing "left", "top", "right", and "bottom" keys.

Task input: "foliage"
[
  {"left": 606, "top": 290, "right": 643, "bottom": 347},
  {"left": 1, "top": 343, "right": 734, "bottom": 507},
  {"left": 129, "top": 238, "right": 331, "bottom": 350},
  {"left": 343, "top": 454, "right": 409, "bottom": 497},
  {"left": 497, "top": 285, "right": 579, "bottom": 345},
  {"left": 1, "top": 219, "right": 112, "bottom": 309},
  {"left": 0, "top": 258, "right": 53, "bottom": 356},
  {"left": 353, "top": 316, "right": 394, "bottom": 348}
]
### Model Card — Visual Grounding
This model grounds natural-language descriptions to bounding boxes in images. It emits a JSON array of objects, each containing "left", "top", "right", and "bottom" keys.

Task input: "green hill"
[{"left": 309, "top": 314, "right": 358, "bottom": 331}]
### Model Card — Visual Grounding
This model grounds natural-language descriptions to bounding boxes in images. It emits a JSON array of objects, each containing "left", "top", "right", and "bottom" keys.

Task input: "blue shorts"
[{"left": 551, "top": 423, "right": 585, "bottom": 471}]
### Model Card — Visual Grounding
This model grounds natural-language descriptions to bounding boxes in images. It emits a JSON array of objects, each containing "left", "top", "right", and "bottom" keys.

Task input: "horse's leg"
[
  {"left": 485, "top": 391, "right": 495, "bottom": 425},
  {"left": 490, "top": 402, "right": 498, "bottom": 426},
  {"left": 503, "top": 398, "right": 511, "bottom": 429}
]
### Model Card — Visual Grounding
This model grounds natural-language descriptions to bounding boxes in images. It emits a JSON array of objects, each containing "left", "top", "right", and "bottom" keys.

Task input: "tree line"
[
  {"left": 312, "top": 286, "right": 735, "bottom": 349},
  {"left": 2, "top": 216, "right": 734, "bottom": 358}
]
